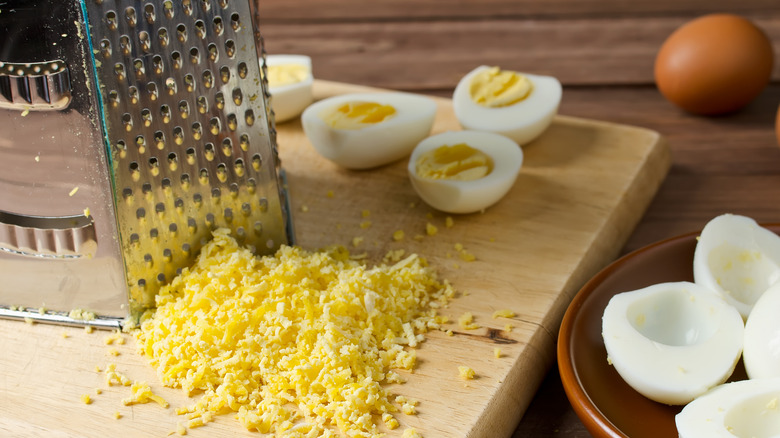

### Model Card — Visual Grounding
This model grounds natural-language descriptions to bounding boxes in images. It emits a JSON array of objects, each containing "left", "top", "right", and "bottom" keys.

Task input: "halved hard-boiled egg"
[
  {"left": 301, "top": 92, "right": 436, "bottom": 169},
  {"left": 743, "top": 281, "right": 780, "bottom": 379},
  {"left": 676, "top": 377, "right": 780, "bottom": 438},
  {"left": 407, "top": 130, "right": 523, "bottom": 214},
  {"left": 602, "top": 281, "right": 744, "bottom": 405},
  {"left": 452, "top": 66, "right": 562, "bottom": 146},
  {"left": 693, "top": 213, "right": 780, "bottom": 319},
  {"left": 265, "top": 54, "right": 314, "bottom": 123}
]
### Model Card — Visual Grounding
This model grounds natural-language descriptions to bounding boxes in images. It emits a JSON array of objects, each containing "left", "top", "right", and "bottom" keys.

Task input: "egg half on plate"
[
  {"left": 265, "top": 54, "right": 314, "bottom": 123},
  {"left": 407, "top": 130, "right": 523, "bottom": 214},
  {"left": 452, "top": 65, "right": 562, "bottom": 146},
  {"left": 301, "top": 92, "right": 436, "bottom": 169},
  {"left": 601, "top": 281, "right": 744, "bottom": 405}
]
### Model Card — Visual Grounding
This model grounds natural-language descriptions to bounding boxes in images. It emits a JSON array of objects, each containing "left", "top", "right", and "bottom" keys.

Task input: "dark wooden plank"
[
  {"left": 259, "top": 16, "right": 780, "bottom": 88},
  {"left": 255, "top": 0, "right": 780, "bottom": 22}
]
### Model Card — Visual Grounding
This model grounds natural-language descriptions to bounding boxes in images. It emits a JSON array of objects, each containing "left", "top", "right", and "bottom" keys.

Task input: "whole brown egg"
[{"left": 654, "top": 14, "right": 774, "bottom": 115}]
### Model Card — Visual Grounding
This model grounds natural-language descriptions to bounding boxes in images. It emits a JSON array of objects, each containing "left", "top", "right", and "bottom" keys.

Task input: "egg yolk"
[
  {"left": 469, "top": 67, "right": 533, "bottom": 108},
  {"left": 322, "top": 101, "right": 397, "bottom": 130},
  {"left": 267, "top": 64, "right": 309, "bottom": 87},
  {"left": 415, "top": 143, "right": 493, "bottom": 181}
]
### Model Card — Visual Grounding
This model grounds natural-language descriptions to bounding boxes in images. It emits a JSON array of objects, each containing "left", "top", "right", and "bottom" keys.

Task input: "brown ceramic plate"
[{"left": 556, "top": 225, "right": 779, "bottom": 437}]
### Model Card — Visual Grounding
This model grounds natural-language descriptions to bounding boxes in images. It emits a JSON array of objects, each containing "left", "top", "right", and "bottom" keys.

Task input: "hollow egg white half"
[
  {"left": 602, "top": 281, "right": 744, "bottom": 405},
  {"left": 407, "top": 130, "right": 523, "bottom": 214},
  {"left": 693, "top": 213, "right": 780, "bottom": 319},
  {"left": 265, "top": 54, "right": 314, "bottom": 123},
  {"left": 452, "top": 65, "right": 562, "bottom": 146},
  {"left": 676, "top": 378, "right": 780, "bottom": 438},
  {"left": 743, "top": 281, "right": 780, "bottom": 379},
  {"left": 301, "top": 92, "right": 436, "bottom": 169}
]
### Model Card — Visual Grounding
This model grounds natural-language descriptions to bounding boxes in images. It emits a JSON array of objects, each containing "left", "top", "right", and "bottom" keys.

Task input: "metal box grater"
[{"left": 0, "top": 0, "right": 293, "bottom": 328}]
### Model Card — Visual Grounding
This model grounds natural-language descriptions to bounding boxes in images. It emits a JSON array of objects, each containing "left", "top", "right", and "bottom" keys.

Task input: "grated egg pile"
[{"left": 134, "top": 228, "right": 454, "bottom": 437}]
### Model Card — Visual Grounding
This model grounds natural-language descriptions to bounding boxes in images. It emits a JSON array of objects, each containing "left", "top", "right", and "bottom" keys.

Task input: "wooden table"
[{"left": 257, "top": 1, "right": 780, "bottom": 436}]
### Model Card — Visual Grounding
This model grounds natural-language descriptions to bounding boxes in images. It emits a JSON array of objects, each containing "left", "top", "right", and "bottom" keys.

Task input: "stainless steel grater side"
[{"left": 0, "top": 0, "right": 293, "bottom": 327}]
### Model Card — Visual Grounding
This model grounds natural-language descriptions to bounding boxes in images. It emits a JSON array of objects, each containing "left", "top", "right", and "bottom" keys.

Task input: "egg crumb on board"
[
  {"left": 393, "top": 230, "right": 405, "bottom": 241},
  {"left": 122, "top": 381, "right": 169, "bottom": 408},
  {"left": 458, "top": 366, "right": 476, "bottom": 380},
  {"left": 458, "top": 312, "right": 480, "bottom": 330},
  {"left": 113, "top": 411, "right": 122, "bottom": 420},
  {"left": 492, "top": 309, "right": 516, "bottom": 319},
  {"left": 133, "top": 228, "right": 455, "bottom": 437},
  {"left": 425, "top": 223, "right": 438, "bottom": 236},
  {"left": 402, "top": 428, "right": 423, "bottom": 438},
  {"left": 81, "top": 394, "right": 92, "bottom": 405},
  {"left": 445, "top": 217, "right": 454, "bottom": 228},
  {"left": 105, "top": 363, "right": 131, "bottom": 387}
]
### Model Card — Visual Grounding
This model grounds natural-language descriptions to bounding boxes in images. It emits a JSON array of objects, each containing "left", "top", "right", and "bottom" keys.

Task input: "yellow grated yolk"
[
  {"left": 458, "top": 366, "right": 476, "bottom": 380},
  {"left": 393, "top": 230, "right": 405, "bottom": 241},
  {"left": 134, "top": 228, "right": 454, "bottom": 437},
  {"left": 403, "top": 427, "right": 423, "bottom": 438},
  {"left": 81, "top": 394, "right": 92, "bottom": 405},
  {"left": 425, "top": 223, "right": 438, "bottom": 236},
  {"left": 458, "top": 312, "right": 479, "bottom": 330},
  {"left": 122, "top": 381, "right": 169, "bottom": 408},
  {"left": 492, "top": 309, "right": 516, "bottom": 319}
]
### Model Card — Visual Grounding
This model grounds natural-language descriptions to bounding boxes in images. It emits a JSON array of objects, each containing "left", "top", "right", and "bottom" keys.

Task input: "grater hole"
[
  {"left": 224, "top": 208, "right": 233, "bottom": 222},
  {"left": 230, "top": 13, "right": 241, "bottom": 31},
  {"left": 258, "top": 198, "right": 268, "bottom": 213},
  {"left": 142, "top": 182, "right": 152, "bottom": 197},
  {"left": 247, "top": 177, "right": 256, "bottom": 194},
  {"left": 253, "top": 221, "right": 262, "bottom": 234},
  {"left": 202, "top": 70, "right": 214, "bottom": 89},
  {"left": 149, "top": 157, "right": 160, "bottom": 176},
  {"left": 225, "top": 40, "right": 235, "bottom": 58},
  {"left": 229, "top": 183, "right": 239, "bottom": 197},
  {"left": 204, "top": 143, "right": 215, "bottom": 161},
  {"left": 150, "top": 228, "right": 158, "bottom": 239},
  {"left": 125, "top": 7, "right": 137, "bottom": 27},
  {"left": 190, "top": 47, "right": 200, "bottom": 64},
  {"left": 236, "top": 226, "right": 245, "bottom": 239},
  {"left": 197, "top": 96, "right": 208, "bottom": 114},
  {"left": 119, "top": 35, "right": 132, "bottom": 56},
  {"left": 122, "top": 187, "right": 133, "bottom": 201},
  {"left": 99, "top": 39, "right": 112, "bottom": 57},
  {"left": 161, "top": 104, "right": 172, "bottom": 123},
  {"left": 181, "top": 173, "right": 191, "bottom": 189},
  {"left": 192, "top": 122, "right": 203, "bottom": 140},
  {"left": 105, "top": 10, "right": 118, "bottom": 30},
  {"left": 141, "top": 108, "right": 152, "bottom": 127},
  {"left": 215, "top": 92, "right": 225, "bottom": 109},
  {"left": 162, "top": 177, "right": 172, "bottom": 190},
  {"left": 227, "top": 113, "right": 237, "bottom": 131},
  {"left": 174, "top": 198, "right": 184, "bottom": 212},
  {"left": 232, "top": 88, "right": 242, "bottom": 105},
  {"left": 216, "top": 164, "right": 227, "bottom": 183},
  {"left": 138, "top": 278, "right": 146, "bottom": 288},
  {"left": 129, "top": 86, "right": 139, "bottom": 104},
  {"left": 168, "top": 153, "right": 178, "bottom": 170},
  {"left": 184, "top": 74, "right": 195, "bottom": 91},
  {"left": 133, "top": 58, "right": 145, "bottom": 79},
  {"left": 239, "top": 134, "right": 249, "bottom": 151},
  {"left": 195, "top": 20, "right": 206, "bottom": 39},
  {"left": 211, "top": 187, "right": 221, "bottom": 200},
  {"left": 114, "top": 63, "right": 126, "bottom": 81},
  {"left": 208, "top": 43, "right": 218, "bottom": 62},
  {"left": 178, "top": 101, "right": 190, "bottom": 119},
  {"left": 193, "top": 193, "right": 203, "bottom": 206},
  {"left": 221, "top": 138, "right": 232, "bottom": 157},
  {"left": 155, "top": 203, "right": 165, "bottom": 215},
  {"left": 186, "top": 218, "right": 196, "bottom": 233},
  {"left": 200, "top": 0, "right": 211, "bottom": 12},
  {"left": 213, "top": 17, "right": 224, "bottom": 35},
  {"left": 245, "top": 109, "right": 255, "bottom": 126},
  {"left": 122, "top": 113, "right": 133, "bottom": 131},
  {"left": 234, "top": 158, "right": 244, "bottom": 176},
  {"left": 154, "top": 131, "right": 165, "bottom": 149},
  {"left": 182, "top": 0, "right": 193, "bottom": 15},
  {"left": 130, "top": 233, "right": 139, "bottom": 245},
  {"left": 237, "top": 62, "right": 247, "bottom": 79},
  {"left": 205, "top": 213, "right": 215, "bottom": 229},
  {"left": 139, "top": 31, "right": 151, "bottom": 53},
  {"left": 265, "top": 240, "right": 275, "bottom": 250},
  {"left": 109, "top": 90, "right": 120, "bottom": 107},
  {"left": 182, "top": 243, "right": 191, "bottom": 256},
  {"left": 152, "top": 55, "right": 164, "bottom": 74},
  {"left": 199, "top": 168, "right": 209, "bottom": 184},
  {"left": 171, "top": 51, "right": 182, "bottom": 69},
  {"left": 136, "top": 207, "right": 146, "bottom": 219},
  {"left": 116, "top": 140, "right": 128, "bottom": 159},
  {"left": 135, "top": 135, "right": 146, "bottom": 154},
  {"left": 143, "top": 3, "right": 155, "bottom": 23},
  {"left": 147, "top": 82, "right": 159, "bottom": 101},
  {"left": 176, "top": 23, "right": 187, "bottom": 43},
  {"left": 185, "top": 148, "right": 196, "bottom": 164},
  {"left": 220, "top": 66, "right": 230, "bottom": 84},
  {"left": 251, "top": 153, "right": 262, "bottom": 171},
  {"left": 165, "top": 78, "right": 177, "bottom": 95},
  {"left": 162, "top": 1, "right": 174, "bottom": 19},
  {"left": 241, "top": 203, "right": 251, "bottom": 216},
  {"left": 219, "top": 0, "right": 229, "bottom": 9},
  {"left": 144, "top": 253, "right": 153, "bottom": 267},
  {"left": 173, "top": 126, "right": 184, "bottom": 145},
  {"left": 163, "top": 248, "right": 172, "bottom": 260},
  {"left": 158, "top": 28, "right": 169, "bottom": 47},
  {"left": 209, "top": 117, "right": 220, "bottom": 135},
  {"left": 157, "top": 273, "right": 166, "bottom": 283}
]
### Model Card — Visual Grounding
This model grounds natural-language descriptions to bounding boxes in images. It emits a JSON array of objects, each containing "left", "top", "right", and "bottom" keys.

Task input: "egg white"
[
  {"left": 452, "top": 66, "right": 562, "bottom": 146},
  {"left": 301, "top": 92, "right": 436, "bottom": 169},
  {"left": 676, "top": 378, "right": 780, "bottom": 438},
  {"left": 407, "top": 130, "right": 523, "bottom": 214},
  {"left": 693, "top": 213, "right": 780, "bottom": 319},
  {"left": 265, "top": 54, "right": 314, "bottom": 123},
  {"left": 743, "top": 281, "right": 780, "bottom": 379},
  {"left": 602, "top": 281, "right": 744, "bottom": 405}
]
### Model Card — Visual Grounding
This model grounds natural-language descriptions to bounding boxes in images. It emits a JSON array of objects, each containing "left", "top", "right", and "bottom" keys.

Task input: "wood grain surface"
[
  {"left": 253, "top": 1, "right": 780, "bottom": 437},
  {"left": 0, "top": 80, "right": 668, "bottom": 438}
]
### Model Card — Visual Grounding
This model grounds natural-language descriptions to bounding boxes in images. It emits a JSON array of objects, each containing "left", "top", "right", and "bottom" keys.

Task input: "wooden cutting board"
[{"left": 0, "top": 80, "right": 669, "bottom": 437}]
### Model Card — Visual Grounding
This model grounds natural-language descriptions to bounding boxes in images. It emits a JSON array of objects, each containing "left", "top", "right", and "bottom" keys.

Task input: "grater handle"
[{"left": 0, "top": 61, "right": 72, "bottom": 111}]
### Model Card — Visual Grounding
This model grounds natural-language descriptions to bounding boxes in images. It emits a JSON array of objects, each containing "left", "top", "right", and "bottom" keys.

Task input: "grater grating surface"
[{"left": 85, "top": 0, "right": 291, "bottom": 312}]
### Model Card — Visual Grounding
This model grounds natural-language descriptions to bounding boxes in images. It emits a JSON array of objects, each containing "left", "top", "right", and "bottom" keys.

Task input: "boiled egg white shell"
[
  {"left": 743, "top": 281, "right": 780, "bottom": 379},
  {"left": 676, "top": 377, "right": 780, "bottom": 438},
  {"left": 452, "top": 65, "right": 562, "bottom": 146},
  {"left": 265, "top": 54, "right": 314, "bottom": 123},
  {"left": 301, "top": 92, "right": 436, "bottom": 169},
  {"left": 602, "top": 281, "right": 744, "bottom": 405},
  {"left": 693, "top": 213, "right": 780, "bottom": 319},
  {"left": 407, "top": 130, "right": 523, "bottom": 214}
]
